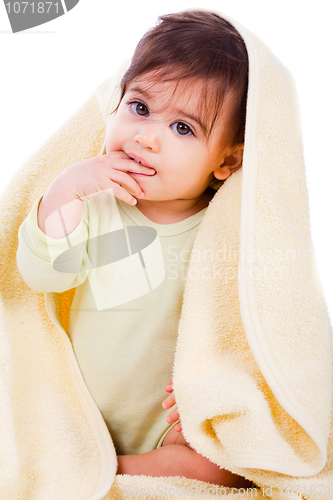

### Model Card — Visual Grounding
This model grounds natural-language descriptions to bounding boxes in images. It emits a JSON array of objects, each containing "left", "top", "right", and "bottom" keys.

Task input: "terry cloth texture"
[{"left": 0, "top": 9, "right": 332, "bottom": 500}]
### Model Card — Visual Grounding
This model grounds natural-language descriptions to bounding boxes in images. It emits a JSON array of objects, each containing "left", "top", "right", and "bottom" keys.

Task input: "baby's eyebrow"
[
  {"left": 174, "top": 109, "right": 207, "bottom": 135},
  {"left": 128, "top": 86, "right": 151, "bottom": 100},
  {"left": 127, "top": 85, "right": 207, "bottom": 135}
]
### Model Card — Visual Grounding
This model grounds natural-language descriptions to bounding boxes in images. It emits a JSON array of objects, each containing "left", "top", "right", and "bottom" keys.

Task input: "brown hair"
[{"left": 113, "top": 11, "right": 249, "bottom": 189}]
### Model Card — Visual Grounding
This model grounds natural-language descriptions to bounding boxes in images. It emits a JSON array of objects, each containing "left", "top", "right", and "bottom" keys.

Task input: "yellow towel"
[{"left": 0, "top": 9, "right": 332, "bottom": 500}]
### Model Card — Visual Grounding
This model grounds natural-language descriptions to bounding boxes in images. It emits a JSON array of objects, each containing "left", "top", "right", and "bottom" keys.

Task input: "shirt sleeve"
[{"left": 16, "top": 194, "right": 92, "bottom": 293}]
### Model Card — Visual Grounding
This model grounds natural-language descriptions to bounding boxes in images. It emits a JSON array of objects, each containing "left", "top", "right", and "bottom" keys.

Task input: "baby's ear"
[
  {"left": 214, "top": 144, "right": 244, "bottom": 180},
  {"left": 228, "top": 143, "right": 244, "bottom": 168}
]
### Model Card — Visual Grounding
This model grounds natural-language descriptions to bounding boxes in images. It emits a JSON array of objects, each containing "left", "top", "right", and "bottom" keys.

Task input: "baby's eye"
[
  {"left": 171, "top": 122, "right": 194, "bottom": 137},
  {"left": 130, "top": 101, "right": 149, "bottom": 116}
]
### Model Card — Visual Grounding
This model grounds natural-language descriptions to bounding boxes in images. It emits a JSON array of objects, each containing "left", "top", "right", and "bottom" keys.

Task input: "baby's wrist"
[{"left": 37, "top": 175, "right": 83, "bottom": 238}]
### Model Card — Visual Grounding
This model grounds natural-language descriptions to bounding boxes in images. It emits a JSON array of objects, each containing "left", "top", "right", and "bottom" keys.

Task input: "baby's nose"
[{"left": 134, "top": 124, "right": 160, "bottom": 151}]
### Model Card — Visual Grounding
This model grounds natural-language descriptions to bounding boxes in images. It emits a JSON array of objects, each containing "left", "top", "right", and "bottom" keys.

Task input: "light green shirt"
[{"left": 17, "top": 193, "right": 207, "bottom": 455}]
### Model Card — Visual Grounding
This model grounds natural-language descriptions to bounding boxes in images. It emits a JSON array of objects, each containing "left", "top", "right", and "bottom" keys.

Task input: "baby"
[{"left": 19, "top": 10, "right": 253, "bottom": 488}]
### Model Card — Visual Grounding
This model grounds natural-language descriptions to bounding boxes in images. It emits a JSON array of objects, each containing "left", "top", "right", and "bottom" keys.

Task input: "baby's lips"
[{"left": 126, "top": 152, "right": 156, "bottom": 174}]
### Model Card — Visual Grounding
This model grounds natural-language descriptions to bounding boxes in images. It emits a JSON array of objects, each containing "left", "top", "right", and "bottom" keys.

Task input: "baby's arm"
[
  {"left": 16, "top": 195, "right": 90, "bottom": 293},
  {"left": 17, "top": 152, "right": 155, "bottom": 291}
]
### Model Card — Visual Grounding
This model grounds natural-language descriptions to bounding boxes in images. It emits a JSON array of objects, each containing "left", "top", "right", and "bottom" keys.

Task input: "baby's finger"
[
  {"left": 104, "top": 151, "right": 130, "bottom": 160},
  {"left": 105, "top": 179, "right": 142, "bottom": 207},
  {"left": 174, "top": 422, "right": 182, "bottom": 432},
  {"left": 166, "top": 407, "right": 180, "bottom": 425},
  {"left": 164, "top": 380, "right": 173, "bottom": 393},
  {"left": 162, "top": 392, "right": 176, "bottom": 409},
  {"left": 107, "top": 156, "right": 156, "bottom": 176}
]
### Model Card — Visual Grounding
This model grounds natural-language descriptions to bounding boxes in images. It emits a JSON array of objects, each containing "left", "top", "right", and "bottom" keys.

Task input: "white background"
[{"left": 0, "top": 0, "right": 332, "bottom": 320}]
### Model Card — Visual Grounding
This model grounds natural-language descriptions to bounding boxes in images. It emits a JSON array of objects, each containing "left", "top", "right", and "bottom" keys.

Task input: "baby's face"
[{"left": 105, "top": 74, "right": 230, "bottom": 203}]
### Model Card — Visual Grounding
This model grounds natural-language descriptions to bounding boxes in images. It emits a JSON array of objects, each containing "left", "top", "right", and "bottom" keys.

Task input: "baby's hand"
[
  {"left": 37, "top": 151, "right": 156, "bottom": 238},
  {"left": 63, "top": 151, "right": 156, "bottom": 206},
  {"left": 162, "top": 379, "right": 182, "bottom": 432}
]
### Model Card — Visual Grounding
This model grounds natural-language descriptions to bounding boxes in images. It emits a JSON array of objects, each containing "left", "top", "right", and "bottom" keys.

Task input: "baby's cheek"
[
  {"left": 104, "top": 128, "right": 113, "bottom": 154},
  {"left": 104, "top": 118, "right": 123, "bottom": 153}
]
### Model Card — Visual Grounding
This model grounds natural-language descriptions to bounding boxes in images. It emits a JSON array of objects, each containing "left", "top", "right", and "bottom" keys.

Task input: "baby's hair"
[{"left": 113, "top": 11, "right": 249, "bottom": 190}]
